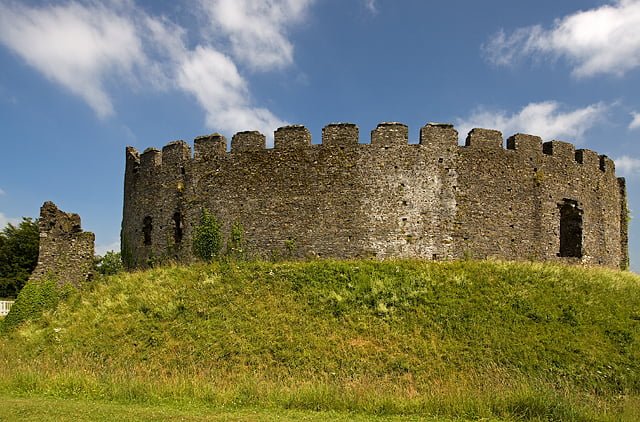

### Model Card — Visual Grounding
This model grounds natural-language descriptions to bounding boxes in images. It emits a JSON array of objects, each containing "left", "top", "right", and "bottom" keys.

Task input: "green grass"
[
  {"left": 1, "top": 259, "right": 639, "bottom": 420},
  {"left": 1, "top": 393, "right": 454, "bottom": 421}
]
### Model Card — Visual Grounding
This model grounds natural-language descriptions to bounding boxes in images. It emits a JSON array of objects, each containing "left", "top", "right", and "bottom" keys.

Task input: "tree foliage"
[
  {"left": 0, "top": 218, "right": 39, "bottom": 299},
  {"left": 192, "top": 210, "right": 222, "bottom": 262},
  {"left": 95, "top": 251, "right": 124, "bottom": 276}
]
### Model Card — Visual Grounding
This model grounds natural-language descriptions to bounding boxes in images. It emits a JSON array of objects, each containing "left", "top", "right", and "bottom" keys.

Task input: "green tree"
[
  {"left": 95, "top": 251, "right": 124, "bottom": 276},
  {"left": 0, "top": 218, "right": 39, "bottom": 298},
  {"left": 192, "top": 210, "right": 222, "bottom": 262}
]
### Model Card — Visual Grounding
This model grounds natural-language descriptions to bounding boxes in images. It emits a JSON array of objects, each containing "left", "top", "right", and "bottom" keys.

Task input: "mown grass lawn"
[{"left": 0, "top": 394, "right": 465, "bottom": 421}]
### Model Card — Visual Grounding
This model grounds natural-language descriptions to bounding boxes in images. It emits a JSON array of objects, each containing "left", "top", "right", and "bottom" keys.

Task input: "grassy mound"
[
  {"left": 1, "top": 277, "right": 72, "bottom": 332},
  {"left": 1, "top": 259, "right": 639, "bottom": 420}
]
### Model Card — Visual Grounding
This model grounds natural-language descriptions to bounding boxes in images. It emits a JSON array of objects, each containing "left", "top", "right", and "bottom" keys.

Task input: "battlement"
[
  {"left": 275, "top": 125, "right": 312, "bottom": 149},
  {"left": 371, "top": 122, "right": 408, "bottom": 147},
  {"left": 465, "top": 128, "right": 503, "bottom": 149},
  {"left": 232, "top": 131, "right": 266, "bottom": 152},
  {"left": 125, "top": 122, "right": 617, "bottom": 177},
  {"left": 122, "top": 120, "right": 626, "bottom": 270},
  {"left": 195, "top": 133, "right": 226, "bottom": 160}
]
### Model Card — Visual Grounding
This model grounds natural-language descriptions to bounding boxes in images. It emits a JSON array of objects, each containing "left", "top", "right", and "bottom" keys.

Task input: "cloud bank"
[
  {"left": 484, "top": 0, "right": 640, "bottom": 77},
  {"left": 615, "top": 155, "right": 640, "bottom": 176},
  {"left": 629, "top": 112, "right": 640, "bottom": 130},
  {"left": 456, "top": 101, "right": 607, "bottom": 142},
  {"left": 0, "top": 0, "right": 313, "bottom": 137},
  {"left": 0, "top": 2, "right": 144, "bottom": 118},
  {"left": 199, "top": 0, "right": 313, "bottom": 71}
]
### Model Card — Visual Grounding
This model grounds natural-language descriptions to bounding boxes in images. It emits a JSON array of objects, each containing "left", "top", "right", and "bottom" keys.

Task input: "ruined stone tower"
[
  {"left": 121, "top": 122, "right": 628, "bottom": 269},
  {"left": 30, "top": 201, "right": 95, "bottom": 285}
]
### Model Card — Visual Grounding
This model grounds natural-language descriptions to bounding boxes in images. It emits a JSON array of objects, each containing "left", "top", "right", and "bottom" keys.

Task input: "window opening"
[
  {"left": 558, "top": 200, "right": 582, "bottom": 258},
  {"left": 143, "top": 216, "right": 153, "bottom": 246},
  {"left": 173, "top": 212, "right": 183, "bottom": 244}
]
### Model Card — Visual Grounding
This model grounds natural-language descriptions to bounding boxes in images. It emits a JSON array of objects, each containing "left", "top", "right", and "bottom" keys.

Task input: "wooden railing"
[{"left": 0, "top": 300, "right": 14, "bottom": 316}]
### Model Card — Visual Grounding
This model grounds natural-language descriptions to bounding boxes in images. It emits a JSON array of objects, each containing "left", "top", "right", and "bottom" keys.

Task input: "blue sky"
[{"left": 1, "top": 0, "right": 640, "bottom": 269}]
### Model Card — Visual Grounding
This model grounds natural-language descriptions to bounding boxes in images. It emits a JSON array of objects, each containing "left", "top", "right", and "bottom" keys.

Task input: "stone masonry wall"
[
  {"left": 30, "top": 201, "right": 95, "bottom": 286},
  {"left": 121, "top": 122, "right": 627, "bottom": 270}
]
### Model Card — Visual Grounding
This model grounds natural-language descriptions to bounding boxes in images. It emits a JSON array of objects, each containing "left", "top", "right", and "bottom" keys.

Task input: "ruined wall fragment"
[{"left": 30, "top": 201, "right": 95, "bottom": 286}]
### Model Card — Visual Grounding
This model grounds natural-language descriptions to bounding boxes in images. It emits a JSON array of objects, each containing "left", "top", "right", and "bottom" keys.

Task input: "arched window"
[
  {"left": 558, "top": 200, "right": 582, "bottom": 258},
  {"left": 143, "top": 216, "right": 153, "bottom": 246}
]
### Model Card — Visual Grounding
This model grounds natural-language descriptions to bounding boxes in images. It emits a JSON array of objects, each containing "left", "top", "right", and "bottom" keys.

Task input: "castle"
[{"left": 121, "top": 122, "right": 628, "bottom": 269}]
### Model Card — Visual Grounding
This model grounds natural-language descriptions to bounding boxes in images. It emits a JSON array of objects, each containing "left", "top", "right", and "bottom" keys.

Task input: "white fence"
[{"left": 0, "top": 300, "right": 14, "bottom": 316}]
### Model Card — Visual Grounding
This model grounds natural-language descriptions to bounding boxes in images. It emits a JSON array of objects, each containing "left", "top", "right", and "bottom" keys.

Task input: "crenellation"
[
  {"left": 419, "top": 123, "right": 458, "bottom": 151},
  {"left": 465, "top": 128, "right": 503, "bottom": 149},
  {"left": 195, "top": 133, "right": 227, "bottom": 160},
  {"left": 232, "top": 131, "right": 266, "bottom": 152},
  {"left": 162, "top": 140, "right": 191, "bottom": 168},
  {"left": 322, "top": 123, "right": 359, "bottom": 146},
  {"left": 125, "top": 146, "right": 140, "bottom": 174},
  {"left": 122, "top": 120, "right": 628, "bottom": 270},
  {"left": 140, "top": 148, "right": 161, "bottom": 169},
  {"left": 542, "top": 141, "right": 575, "bottom": 161},
  {"left": 371, "top": 122, "right": 408, "bottom": 147},
  {"left": 274, "top": 125, "right": 312, "bottom": 149},
  {"left": 506, "top": 133, "right": 542, "bottom": 153},
  {"left": 575, "top": 149, "right": 600, "bottom": 168},
  {"left": 599, "top": 155, "right": 615, "bottom": 174}
]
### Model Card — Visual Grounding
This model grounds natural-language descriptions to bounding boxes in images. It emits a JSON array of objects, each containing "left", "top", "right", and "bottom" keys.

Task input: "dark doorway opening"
[
  {"left": 558, "top": 199, "right": 583, "bottom": 258},
  {"left": 143, "top": 216, "right": 153, "bottom": 246}
]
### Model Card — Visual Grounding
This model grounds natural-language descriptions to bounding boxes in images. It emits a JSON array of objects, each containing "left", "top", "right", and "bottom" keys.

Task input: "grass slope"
[{"left": 1, "top": 259, "right": 639, "bottom": 421}]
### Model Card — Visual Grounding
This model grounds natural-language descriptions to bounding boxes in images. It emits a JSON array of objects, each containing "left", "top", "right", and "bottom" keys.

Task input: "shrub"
[
  {"left": 95, "top": 251, "right": 124, "bottom": 276},
  {"left": 1, "top": 277, "right": 72, "bottom": 332},
  {"left": 192, "top": 210, "right": 222, "bottom": 262}
]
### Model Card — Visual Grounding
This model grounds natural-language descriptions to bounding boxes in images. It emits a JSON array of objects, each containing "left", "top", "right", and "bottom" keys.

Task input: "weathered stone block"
[
  {"left": 232, "top": 131, "right": 266, "bottom": 152},
  {"left": 543, "top": 141, "right": 575, "bottom": 161},
  {"left": 371, "top": 122, "right": 408, "bottom": 147},
  {"left": 465, "top": 128, "right": 503, "bottom": 149},
  {"left": 274, "top": 125, "right": 312, "bottom": 149},
  {"left": 419, "top": 123, "right": 458, "bottom": 150},
  {"left": 195, "top": 134, "right": 227, "bottom": 160},
  {"left": 506, "top": 133, "right": 542, "bottom": 153},
  {"left": 575, "top": 149, "right": 599, "bottom": 168},
  {"left": 322, "top": 123, "right": 359, "bottom": 147}
]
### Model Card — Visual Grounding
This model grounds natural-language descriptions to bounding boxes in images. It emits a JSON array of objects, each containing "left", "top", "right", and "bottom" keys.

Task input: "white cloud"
[
  {"left": 0, "top": 188, "right": 4, "bottom": 196},
  {"left": 456, "top": 101, "right": 607, "bottom": 142},
  {"left": 0, "top": 1, "right": 298, "bottom": 138},
  {"left": 629, "top": 112, "right": 640, "bottom": 130},
  {"left": 177, "top": 46, "right": 286, "bottom": 142},
  {"left": 484, "top": 0, "right": 640, "bottom": 77},
  {"left": 0, "top": 1, "right": 146, "bottom": 118},
  {"left": 615, "top": 155, "right": 640, "bottom": 176},
  {"left": 0, "top": 212, "right": 19, "bottom": 229},
  {"left": 364, "top": 0, "right": 378, "bottom": 14},
  {"left": 95, "top": 240, "right": 121, "bottom": 256},
  {"left": 199, "top": 0, "right": 314, "bottom": 71}
]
